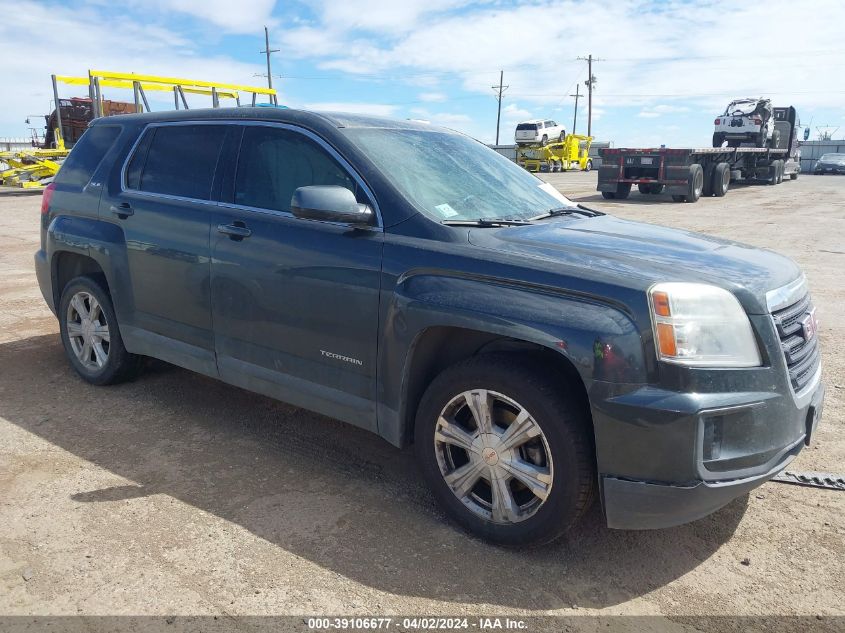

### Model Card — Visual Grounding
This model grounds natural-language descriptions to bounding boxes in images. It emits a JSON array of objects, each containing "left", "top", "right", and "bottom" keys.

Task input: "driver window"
[{"left": 234, "top": 126, "right": 358, "bottom": 212}]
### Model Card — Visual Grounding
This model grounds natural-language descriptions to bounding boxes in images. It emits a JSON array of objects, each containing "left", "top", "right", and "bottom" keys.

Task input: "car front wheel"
[{"left": 415, "top": 354, "right": 595, "bottom": 547}]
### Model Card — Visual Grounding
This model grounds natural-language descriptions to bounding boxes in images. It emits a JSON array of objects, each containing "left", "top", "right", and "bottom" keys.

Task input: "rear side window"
[
  {"left": 55, "top": 125, "right": 120, "bottom": 188},
  {"left": 128, "top": 124, "right": 226, "bottom": 200},
  {"left": 233, "top": 126, "right": 358, "bottom": 212}
]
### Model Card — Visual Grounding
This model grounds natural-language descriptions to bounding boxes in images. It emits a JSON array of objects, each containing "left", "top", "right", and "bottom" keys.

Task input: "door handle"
[
  {"left": 110, "top": 202, "right": 134, "bottom": 219},
  {"left": 217, "top": 222, "right": 252, "bottom": 240}
]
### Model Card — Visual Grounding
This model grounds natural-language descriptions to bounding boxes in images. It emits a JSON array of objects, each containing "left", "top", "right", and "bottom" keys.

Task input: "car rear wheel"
[
  {"left": 584, "top": 160, "right": 592, "bottom": 172},
  {"left": 541, "top": 134, "right": 548, "bottom": 146},
  {"left": 414, "top": 354, "right": 595, "bottom": 547},
  {"left": 59, "top": 276, "right": 142, "bottom": 385},
  {"left": 559, "top": 131, "right": 565, "bottom": 142}
]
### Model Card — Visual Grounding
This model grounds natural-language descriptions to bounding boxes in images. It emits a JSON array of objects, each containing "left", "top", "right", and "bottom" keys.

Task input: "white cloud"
[
  {"left": 418, "top": 92, "right": 447, "bottom": 102},
  {"left": 133, "top": 0, "right": 278, "bottom": 34},
  {"left": 0, "top": 1, "right": 273, "bottom": 136},
  {"left": 302, "top": 102, "right": 398, "bottom": 116}
]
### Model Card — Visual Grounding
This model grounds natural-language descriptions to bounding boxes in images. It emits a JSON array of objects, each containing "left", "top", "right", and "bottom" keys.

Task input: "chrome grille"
[{"left": 771, "top": 293, "right": 820, "bottom": 392}]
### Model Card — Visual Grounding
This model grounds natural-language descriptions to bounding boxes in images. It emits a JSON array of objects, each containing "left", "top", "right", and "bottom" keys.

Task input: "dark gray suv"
[{"left": 35, "top": 108, "right": 825, "bottom": 546}]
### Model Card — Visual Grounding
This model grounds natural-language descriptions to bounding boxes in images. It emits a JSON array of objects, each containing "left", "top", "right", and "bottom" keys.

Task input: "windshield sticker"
[
  {"left": 538, "top": 182, "right": 573, "bottom": 204},
  {"left": 435, "top": 203, "right": 459, "bottom": 218}
]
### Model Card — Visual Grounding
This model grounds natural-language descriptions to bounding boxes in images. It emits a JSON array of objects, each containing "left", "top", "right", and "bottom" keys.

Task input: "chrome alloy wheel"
[
  {"left": 434, "top": 389, "right": 553, "bottom": 524},
  {"left": 66, "top": 291, "right": 110, "bottom": 370}
]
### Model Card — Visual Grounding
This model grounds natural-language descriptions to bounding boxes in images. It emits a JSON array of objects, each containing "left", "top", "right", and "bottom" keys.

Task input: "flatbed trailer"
[{"left": 597, "top": 106, "right": 801, "bottom": 203}]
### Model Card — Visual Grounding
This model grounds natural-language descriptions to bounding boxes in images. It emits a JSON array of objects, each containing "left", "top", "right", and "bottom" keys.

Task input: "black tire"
[
  {"left": 414, "top": 354, "right": 595, "bottom": 547},
  {"left": 649, "top": 183, "right": 665, "bottom": 194},
  {"left": 712, "top": 132, "right": 724, "bottom": 148},
  {"left": 776, "top": 160, "right": 784, "bottom": 184},
  {"left": 584, "top": 160, "right": 592, "bottom": 172},
  {"left": 615, "top": 182, "right": 632, "bottom": 200},
  {"left": 559, "top": 131, "right": 565, "bottom": 142},
  {"left": 601, "top": 191, "right": 616, "bottom": 199},
  {"left": 790, "top": 171, "right": 799, "bottom": 181},
  {"left": 702, "top": 165, "right": 714, "bottom": 197},
  {"left": 637, "top": 183, "right": 651, "bottom": 194},
  {"left": 770, "top": 129, "right": 781, "bottom": 149},
  {"left": 757, "top": 131, "right": 767, "bottom": 148},
  {"left": 766, "top": 163, "right": 778, "bottom": 185},
  {"left": 59, "top": 275, "right": 143, "bottom": 385},
  {"left": 541, "top": 135, "right": 548, "bottom": 146},
  {"left": 672, "top": 194, "right": 686, "bottom": 202},
  {"left": 685, "top": 164, "right": 704, "bottom": 202},
  {"left": 711, "top": 162, "right": 730, "bottom": 197}
]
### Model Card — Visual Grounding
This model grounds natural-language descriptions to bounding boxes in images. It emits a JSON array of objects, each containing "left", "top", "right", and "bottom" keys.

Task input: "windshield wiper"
[
  {"left": 529, "top": 205, "right": 604, "bottom": 221},
  {"left": 441, "top": 218, "right": 534, "bottom": 227}
]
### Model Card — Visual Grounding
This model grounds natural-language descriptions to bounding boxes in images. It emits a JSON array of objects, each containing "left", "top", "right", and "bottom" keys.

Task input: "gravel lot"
[{"left": 0, "top": 173, "right": 843, "bottom": 628}]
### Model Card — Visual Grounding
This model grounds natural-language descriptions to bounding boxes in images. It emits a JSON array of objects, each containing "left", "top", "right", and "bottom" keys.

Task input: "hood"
[{"left": 467, "top": 215, "right": 801, "bottom": 314}]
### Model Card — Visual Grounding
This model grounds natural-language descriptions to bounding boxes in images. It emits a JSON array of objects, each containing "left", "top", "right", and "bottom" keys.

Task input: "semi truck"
[{"left": 597, "top": 106, "right": 801, "bottom": 203}]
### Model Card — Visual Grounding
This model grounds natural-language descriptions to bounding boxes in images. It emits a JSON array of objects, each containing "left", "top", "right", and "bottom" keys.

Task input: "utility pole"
[
  {"left": 260, "top": 25, "right": 279, "bottom": 104},
  {"left": 577, "top": 54, "right": 602, "bottom": 137},
  {"left": 491, "top": 70, "right": 509, "bottom": 145},
  {"left": 570, "top": 84, "right": 581, "bottom": 135}
]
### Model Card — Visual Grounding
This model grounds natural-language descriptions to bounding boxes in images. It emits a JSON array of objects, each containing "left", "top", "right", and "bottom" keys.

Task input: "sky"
[{"left": 1, "top": 0, "right": 844, "bottom": 146}]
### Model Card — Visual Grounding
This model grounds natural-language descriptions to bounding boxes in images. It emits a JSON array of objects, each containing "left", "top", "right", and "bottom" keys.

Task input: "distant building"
[{"left": 799, "top": 139, "right": 845, "bottom": 173}]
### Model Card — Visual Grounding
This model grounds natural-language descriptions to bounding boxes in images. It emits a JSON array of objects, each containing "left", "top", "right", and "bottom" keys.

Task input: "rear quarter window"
[{"left": 54, "top": 125, "right": 120, "bottom": 188}]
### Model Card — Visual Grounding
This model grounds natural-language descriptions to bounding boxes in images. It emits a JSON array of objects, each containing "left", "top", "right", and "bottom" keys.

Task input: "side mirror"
[{"left": 290, "top": 186, "right": 373, "bottom": 225}]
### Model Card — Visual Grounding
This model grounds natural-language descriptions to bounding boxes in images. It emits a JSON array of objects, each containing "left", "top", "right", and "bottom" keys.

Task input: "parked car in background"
[
  {"left": 813, "top": 153, "right": 845, "bottom": 174},
  {"left": 36, "top": 108, "right": 824, "bottom": 547},
  {"left": 515, "top": 119, "right": 565, "bottom": 146}
]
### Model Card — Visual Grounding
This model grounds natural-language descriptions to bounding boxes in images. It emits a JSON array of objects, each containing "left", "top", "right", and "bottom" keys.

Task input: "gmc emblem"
[{"left": 801, "top": 308, "right": 818, "bottom": 341}]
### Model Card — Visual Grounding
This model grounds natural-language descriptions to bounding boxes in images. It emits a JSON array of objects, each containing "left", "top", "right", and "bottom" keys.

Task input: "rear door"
[
  {"left": 101, "top": 122, "right": 229, "bottom": 375},
  {"left": 209, "top": 123, "right": 384, "bottom": 431}
]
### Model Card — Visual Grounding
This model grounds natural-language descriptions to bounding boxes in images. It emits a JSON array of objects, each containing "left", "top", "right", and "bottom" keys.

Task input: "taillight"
[
  {"left": 753, "top": 117, "right": 762, "bottom": 125},
  {"left": 41, "top": 182, "right": 56, "bottom": 215},
  {"left": 714, "top": 118, "right": 720, "bottom": 125}
]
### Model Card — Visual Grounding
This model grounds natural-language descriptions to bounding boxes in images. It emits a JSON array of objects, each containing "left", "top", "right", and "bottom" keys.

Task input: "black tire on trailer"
[
  {"left": 541, "top": 134, "right": 548, "bottom": 146},
  {"left": 685, "top": 164, "right": 704, "bottom": 202},
  {"left": 559, "top": 131, "right": 566, "bottom": 142},
  {"left": 790, "top": 171, "right": 798, "bottom": 181},
  {"left": 615, "top": 183, "right": 632, "bottom": 200},
  {"left": 766, "top": 163, "right": 778, "bottom": 185},
  {"left": 776, "top": 160, "right": 784, "bottom": 184},
  {"left": 712, "top": 133, "right": 724, "bottom": 148},
  {"left": 711, "top": 162, "right": 730, "bottom": 197},
  {"left": 770, "top": 129, "right": 781, "bottom": 149},
  {"left": 637, "top": 183, "right": 651, "bottom": 194},
  {"left": 584, "top": 160, "right": 592, "bottom": 172},
  {"left": 757, "top": 131, "right": 768, "bottom": 148},
  {"left": 702, "top": 164, "right": 714, "bottom": 197},
  {"left": 671, "top": 195, "right": 686, "bottom": 202},
  {"left": 601, "top": 191, "right": 616, "bottom": 199},
  {"left": 649, "top": 184, "right": 665, "bottom": 194}
]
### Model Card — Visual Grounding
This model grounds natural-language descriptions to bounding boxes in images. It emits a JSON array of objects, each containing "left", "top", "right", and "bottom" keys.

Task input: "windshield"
[
  {"left": 343, "top": 128, "right": 574, "bottom": 222},
  {"left": 516, "top": 123, "right": 539, "bottom": 131}
]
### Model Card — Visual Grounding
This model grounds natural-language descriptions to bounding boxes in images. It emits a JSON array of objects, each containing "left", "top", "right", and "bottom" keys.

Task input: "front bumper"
[{"left": 592, "top": 371, "right": 825, "bottom": 530}]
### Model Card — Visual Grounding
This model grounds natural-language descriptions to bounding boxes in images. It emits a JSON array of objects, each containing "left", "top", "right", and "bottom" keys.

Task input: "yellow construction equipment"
[
  {"left": 1, "top": 70, "right": 278, "bottom": 189},
  {"left": 517, "top": 134, "right": 594, "bottom": 173}
]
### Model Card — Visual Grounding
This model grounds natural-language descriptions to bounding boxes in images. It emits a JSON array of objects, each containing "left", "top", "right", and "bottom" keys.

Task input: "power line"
[
  {"left": 491, "top": 70, "right": 509, "bottom": 145},
  {"left": 259, "top": 25, "right": 279, "bottom": 104},
  {"left": 570, "top": 84, "right": 581, "bottom": 135},
  {"left": 576, "top": 54, "right": 604, "bottom": 137}
]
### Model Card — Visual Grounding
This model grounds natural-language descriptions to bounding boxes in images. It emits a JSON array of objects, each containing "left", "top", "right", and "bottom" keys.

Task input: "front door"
[{"left": 210, "top": 124, "right": 384, "bottom": 430}]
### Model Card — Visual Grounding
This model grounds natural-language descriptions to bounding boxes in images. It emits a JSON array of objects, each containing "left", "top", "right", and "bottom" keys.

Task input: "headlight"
[{"left": 648, "top": 282, "right": 761, "bottom": 367}]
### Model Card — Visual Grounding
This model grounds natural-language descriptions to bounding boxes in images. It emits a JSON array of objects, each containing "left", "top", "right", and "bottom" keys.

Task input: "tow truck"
[
  {"left": 597, "top": 106, "right": 802, "bottom": 203},
  {"left": 517, "top": 134, "right": 593, "bottom": 173}
]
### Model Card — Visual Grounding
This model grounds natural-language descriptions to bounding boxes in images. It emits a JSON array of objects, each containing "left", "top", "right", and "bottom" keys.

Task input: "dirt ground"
[{"left": 0, "top": 173, "right": 843, "bottom": 629}]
